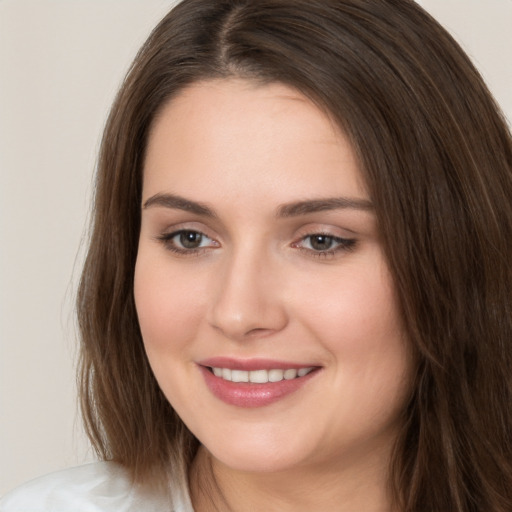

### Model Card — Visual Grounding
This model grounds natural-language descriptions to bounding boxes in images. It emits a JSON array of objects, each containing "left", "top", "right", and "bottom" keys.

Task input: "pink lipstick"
[{"left": 197, "top": 357, "right": 320, "bottom": 408}]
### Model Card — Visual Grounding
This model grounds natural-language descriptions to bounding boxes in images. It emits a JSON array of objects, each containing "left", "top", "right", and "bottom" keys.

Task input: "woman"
[{"left": 2, "top": 0, "right": 511, "bottom": 511}]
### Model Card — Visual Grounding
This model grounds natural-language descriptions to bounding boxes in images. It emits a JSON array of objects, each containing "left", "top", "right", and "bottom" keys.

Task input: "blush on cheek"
[{"left": 135, "top": 269, "right": 207, "bottom": 358}]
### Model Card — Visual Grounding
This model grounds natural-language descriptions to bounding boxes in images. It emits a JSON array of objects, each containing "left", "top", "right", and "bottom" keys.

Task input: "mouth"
[
  {"left": 208, "top": 366, "right": 315, "bottom": 383},
  {"left": 198, "top": 358, "right": 321, "bottom": 408}
]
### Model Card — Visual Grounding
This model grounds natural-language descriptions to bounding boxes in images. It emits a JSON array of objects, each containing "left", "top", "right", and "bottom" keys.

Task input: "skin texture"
[{"left": 134, "top": 79, "right": 412, "bottom": 512}]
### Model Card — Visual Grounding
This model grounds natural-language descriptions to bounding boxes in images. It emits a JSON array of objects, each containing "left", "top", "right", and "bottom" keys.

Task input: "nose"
[{"left": 207, "top": 247, "right": 289, "bottom": 341}]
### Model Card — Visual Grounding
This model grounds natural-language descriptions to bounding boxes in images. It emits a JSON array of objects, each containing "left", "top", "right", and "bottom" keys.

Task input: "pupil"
[
  {"left": 180, "top": 231, "right": 202, "bottom": 249},
  {"left": 311, "top": 235, "right": 333, "bottom": 251}
]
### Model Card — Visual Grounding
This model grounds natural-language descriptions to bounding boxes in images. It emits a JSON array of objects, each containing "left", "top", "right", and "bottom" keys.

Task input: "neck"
[{"left": 189, "top": 444, "right": 395, "bottom": 512}]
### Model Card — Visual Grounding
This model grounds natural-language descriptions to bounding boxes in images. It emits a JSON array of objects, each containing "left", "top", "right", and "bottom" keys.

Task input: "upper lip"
[{"left": 198, "top": 357, "right": 320, "bottom": 371}]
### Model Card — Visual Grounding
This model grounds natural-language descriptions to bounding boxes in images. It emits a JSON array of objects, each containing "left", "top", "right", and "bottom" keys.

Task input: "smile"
[
  {"left": 198, "top": 360, "right": 320, "bottom": 408},
  {"left": 209, "top": 367, "right": 315, "bottom": 383}
]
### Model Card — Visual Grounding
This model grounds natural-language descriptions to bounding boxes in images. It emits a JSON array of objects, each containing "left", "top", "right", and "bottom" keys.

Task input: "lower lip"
[{"left": 198, "top": 366, "right": 319, "bottom": 408}]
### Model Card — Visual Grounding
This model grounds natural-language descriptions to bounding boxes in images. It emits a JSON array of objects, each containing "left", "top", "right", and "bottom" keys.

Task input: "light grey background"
[{"left": 1, "top": 0, "right": 511, "bottom": 496}]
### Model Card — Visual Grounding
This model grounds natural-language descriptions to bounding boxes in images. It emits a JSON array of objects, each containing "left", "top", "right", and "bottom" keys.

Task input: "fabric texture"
[{"left": 0, "top": 462, "right": 194, "bottom": 512}]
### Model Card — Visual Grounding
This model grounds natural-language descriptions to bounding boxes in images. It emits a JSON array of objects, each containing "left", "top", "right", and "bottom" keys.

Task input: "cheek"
[
  {"left": 133, "top": 251, "right": 206, "bottom": 355},
  {"left": 133, "top": 251, "right": 211, "bottom": 414},
  {"left": 295, "top": 257, "right": 410, "bottom": 411},
  {"left": 296, "top": 257, "right": 401, "bottom": 351}
]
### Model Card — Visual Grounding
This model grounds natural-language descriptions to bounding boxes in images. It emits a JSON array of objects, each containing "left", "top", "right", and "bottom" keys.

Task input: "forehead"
[{"left": 143, "top": 79, "right": 367, "bottom": 204}]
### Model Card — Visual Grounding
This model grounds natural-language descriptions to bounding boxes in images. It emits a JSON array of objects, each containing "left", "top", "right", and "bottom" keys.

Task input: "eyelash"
[
  {"left": 157, "top": 229, "right": 357, "bottom": 258},
  {"left": 292, "top": 232, "right": 357, "bottom": 258},
  {"left": 157, "top": 230, "right": 217, "bottom": 256}
]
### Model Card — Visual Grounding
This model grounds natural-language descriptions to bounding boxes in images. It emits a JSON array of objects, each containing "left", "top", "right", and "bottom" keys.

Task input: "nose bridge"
[{"left": 208, "top": 241, "right": 287, "bottom": 340}]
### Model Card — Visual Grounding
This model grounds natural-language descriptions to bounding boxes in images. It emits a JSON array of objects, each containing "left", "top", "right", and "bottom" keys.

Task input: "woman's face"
[{"left": 135, "top": 79, "right": 411, "bottom": 475}]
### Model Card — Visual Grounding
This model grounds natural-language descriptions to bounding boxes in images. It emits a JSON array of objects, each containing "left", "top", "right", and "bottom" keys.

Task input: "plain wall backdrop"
[{"left": 1, "top": 0, "right": 511, "bottom": 496}]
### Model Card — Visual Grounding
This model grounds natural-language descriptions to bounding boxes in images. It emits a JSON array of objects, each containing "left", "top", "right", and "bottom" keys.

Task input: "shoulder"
[{"left": 0, "top": 462, "right": 186, "bottom": 512}]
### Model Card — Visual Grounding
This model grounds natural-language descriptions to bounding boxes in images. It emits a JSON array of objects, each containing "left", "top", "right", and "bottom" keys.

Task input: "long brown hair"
[{"left": 77, "top": 0, "right": 512, "bottom": 509}]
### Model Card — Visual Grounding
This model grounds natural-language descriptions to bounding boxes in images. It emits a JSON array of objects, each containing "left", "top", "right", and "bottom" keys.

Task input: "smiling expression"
[{"left": 134, "top": 79, "right": 411, "bottom": 475}]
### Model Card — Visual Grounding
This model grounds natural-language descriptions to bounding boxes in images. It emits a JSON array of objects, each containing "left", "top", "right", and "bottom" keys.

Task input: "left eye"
[{"left": 298, "top": 234, "right": 356, "bottom": 253}]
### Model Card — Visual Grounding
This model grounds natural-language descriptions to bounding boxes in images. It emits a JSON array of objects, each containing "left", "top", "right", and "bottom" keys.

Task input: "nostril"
[{"left": 245, "top": 327, "right": 275, "bottom": 338}]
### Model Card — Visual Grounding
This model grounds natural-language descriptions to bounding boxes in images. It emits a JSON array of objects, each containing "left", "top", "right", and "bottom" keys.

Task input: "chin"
[
  {"left": 197, "top": 425, "right": 319, "bottom": 474},
  {"left": 209, "top": 448, "right": 305, "bottom": 474}
]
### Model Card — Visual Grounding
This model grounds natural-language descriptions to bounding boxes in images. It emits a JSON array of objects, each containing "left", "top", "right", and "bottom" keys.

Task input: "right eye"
[{"left": 157, "top": 229, "right": 218, "bottom": 254}]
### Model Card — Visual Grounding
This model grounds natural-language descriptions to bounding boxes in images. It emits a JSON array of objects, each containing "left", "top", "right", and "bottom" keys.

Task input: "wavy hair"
[{"left": 77, "top": 0, "right": 512, "bottom": 509}]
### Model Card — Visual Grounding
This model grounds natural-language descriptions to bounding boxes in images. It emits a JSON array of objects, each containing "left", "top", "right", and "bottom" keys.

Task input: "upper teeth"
[{"left": 211, "top": 367, "right": 314, "bottom": 383}]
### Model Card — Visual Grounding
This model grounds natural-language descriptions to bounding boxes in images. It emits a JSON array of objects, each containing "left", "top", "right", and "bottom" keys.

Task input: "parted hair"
[{"left": 77, "top": 0, "right": 512, "bottom": 510}]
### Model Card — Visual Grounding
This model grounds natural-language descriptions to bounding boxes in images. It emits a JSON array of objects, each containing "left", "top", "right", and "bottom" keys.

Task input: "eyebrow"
[
  {"left": 276, "top": 197, "right": 374, "bottom": 217},
  {"left": 142, "top": 193, "right": 373, "bottom": 217},
  {"left": 143, "top": 193, "right": 217, "bottom": 217}
]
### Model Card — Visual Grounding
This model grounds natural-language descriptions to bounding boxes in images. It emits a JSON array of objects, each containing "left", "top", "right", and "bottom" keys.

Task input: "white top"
[{"left": 0, "top": 462, "right": 194, "bottom": 512}]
